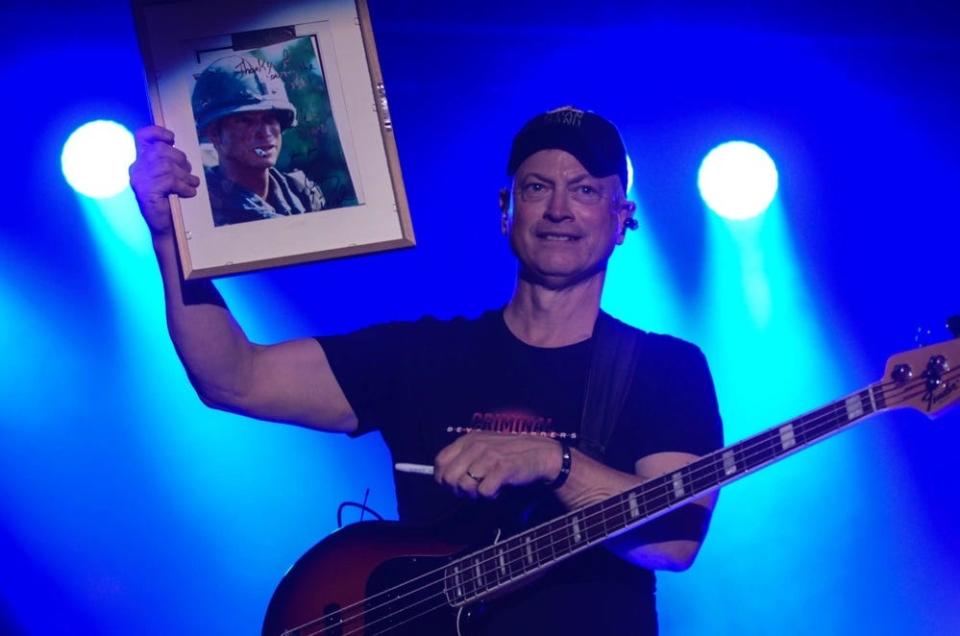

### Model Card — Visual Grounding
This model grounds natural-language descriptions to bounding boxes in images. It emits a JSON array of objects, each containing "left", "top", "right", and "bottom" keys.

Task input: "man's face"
[
  {"left": 209, "top": 111, "right": 283, "bottom": 169},
  {"left": 504, "top": 149, "right": 634, "bottom": 290}
]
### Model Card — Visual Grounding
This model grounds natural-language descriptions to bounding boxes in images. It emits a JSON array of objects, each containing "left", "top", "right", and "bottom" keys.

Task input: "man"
[
  {"left": 191, "top": 54, "right": 326, "bottom": 226},
  {"left": 130, "top": 106, "right": 723, "bottom": 634}
]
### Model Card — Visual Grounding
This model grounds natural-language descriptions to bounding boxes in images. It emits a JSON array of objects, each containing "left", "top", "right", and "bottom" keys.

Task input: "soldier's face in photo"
[{"left": 209, "top": 111, "right": 283, "bottom": 170}]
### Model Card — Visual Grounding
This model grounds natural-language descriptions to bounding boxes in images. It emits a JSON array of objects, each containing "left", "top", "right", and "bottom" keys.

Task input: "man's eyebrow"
[{"left": 522, "top": 172, "right": 554, "bottom": 184}]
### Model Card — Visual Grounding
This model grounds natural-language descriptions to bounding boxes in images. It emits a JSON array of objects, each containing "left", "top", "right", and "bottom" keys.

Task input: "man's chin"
[
  {"left": 518, "top": 266, "right": 605, "bottom": 291},
  {"left": 248, "top": 157, "right": 278, "bottom": 169}
]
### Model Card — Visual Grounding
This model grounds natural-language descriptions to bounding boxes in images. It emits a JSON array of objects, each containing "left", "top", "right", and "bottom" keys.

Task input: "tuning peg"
[{"left": 948, "top": 315, "right": 960, "bottom": 339}]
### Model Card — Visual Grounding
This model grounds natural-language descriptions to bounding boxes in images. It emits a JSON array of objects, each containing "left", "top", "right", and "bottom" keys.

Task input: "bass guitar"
[{"left": 263, "top": 332, "right": 960, "bottom": 636}]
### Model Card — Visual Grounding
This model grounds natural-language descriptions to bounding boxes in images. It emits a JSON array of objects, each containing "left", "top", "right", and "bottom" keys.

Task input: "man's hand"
[
  {"left": 129, "top": 125, "right": 201, "bottom": 237},
  {"left": 434, "top": 432, "right": 562, "bottom": 499}
]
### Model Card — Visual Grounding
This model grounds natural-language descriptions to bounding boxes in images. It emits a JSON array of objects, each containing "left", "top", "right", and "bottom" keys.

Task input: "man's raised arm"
[{"left": 129, "top": 125, "right": 357, "bottom": 433}]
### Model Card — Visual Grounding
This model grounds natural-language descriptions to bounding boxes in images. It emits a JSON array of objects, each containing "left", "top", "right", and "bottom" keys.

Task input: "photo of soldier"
[{"left": 191, "top": 41, "right": 358, "bottom": 227}]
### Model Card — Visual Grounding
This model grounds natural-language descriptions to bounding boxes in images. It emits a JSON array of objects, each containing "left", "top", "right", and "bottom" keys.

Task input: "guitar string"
[
  {"left": 323, "top": 381, "right": 910, "bottom": 635},
  {"left": 287, "top": 371, "right": 951, "bottom": 636},
  {"left": 302, "top": 592, "right": 450, "bottom": 636},
  {"left": 299, "top": 370, "right": 956, "bottom": 636},
  {"left": 284, "top": 377, "right": 898, "bottom": 635},
  {"left": 290, "top": 371, "right": 950, "bottom": 636},
  {"left": 285, "top": 369, "right": 957, "bottom": 635},
  {"left": 351, "top": 370, "right": 960, "bottom": 634},
  {"left": 303, "top": 380, "right": 871, "bottom": 636}
]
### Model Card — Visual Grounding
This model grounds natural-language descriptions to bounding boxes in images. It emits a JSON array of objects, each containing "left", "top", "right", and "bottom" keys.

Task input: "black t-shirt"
[{"left": 318, "top": 309, "right": 723, "bottom": 635}]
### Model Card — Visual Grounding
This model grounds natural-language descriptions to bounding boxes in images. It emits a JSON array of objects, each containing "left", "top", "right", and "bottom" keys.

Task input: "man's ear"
[
  {"left": 499, "top": 187, "right": 511, "bottom": 235},
  {"left": 617, "top": 200, "right": 638, "bottom": 245}
]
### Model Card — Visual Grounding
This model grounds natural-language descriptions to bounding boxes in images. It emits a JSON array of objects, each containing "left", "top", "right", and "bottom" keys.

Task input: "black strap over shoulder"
[{"left": 578, "top": 312, "right": 646, "bottom": 461}]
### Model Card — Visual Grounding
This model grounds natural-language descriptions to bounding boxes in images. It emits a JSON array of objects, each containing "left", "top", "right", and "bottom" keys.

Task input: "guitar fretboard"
[{"left": 443, "top": 383, "right": 887, "bottom": 604}]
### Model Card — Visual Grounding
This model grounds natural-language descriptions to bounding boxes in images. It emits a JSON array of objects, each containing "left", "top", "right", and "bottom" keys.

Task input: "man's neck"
[
  {"left": 221, "top": 161, "right": 270, "bottom": 199},
  {"left": 503, "top": 274, "right": 604, "bottom": 348}
]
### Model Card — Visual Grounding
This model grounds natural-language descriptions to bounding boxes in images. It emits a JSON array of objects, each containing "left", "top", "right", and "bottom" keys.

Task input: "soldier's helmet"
[{"left": 191, "top": 54, "right": 298, "bottom": 132}]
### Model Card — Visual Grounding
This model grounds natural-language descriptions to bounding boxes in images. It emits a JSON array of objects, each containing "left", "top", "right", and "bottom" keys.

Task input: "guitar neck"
[{"left": 444, "top": 381, "right": 890, "bottom": 605}]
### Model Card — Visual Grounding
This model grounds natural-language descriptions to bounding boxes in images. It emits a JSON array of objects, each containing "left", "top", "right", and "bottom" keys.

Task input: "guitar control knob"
[{"left": 891, "top": 364, "right": 913, "bottom": 384}]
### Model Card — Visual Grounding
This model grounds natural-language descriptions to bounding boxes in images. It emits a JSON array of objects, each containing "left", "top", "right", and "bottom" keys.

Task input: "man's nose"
[
  {"left": 544, "top": 189, "right": 573, "bottom": 221},
  {"left": 254, "top": 119, "right": 278, "bottom": 138}
]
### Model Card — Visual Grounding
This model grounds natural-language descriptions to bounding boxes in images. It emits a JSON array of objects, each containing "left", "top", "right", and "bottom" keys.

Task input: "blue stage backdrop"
[{"left": 2, "top": 1, "right": 959, "bottom": 634}]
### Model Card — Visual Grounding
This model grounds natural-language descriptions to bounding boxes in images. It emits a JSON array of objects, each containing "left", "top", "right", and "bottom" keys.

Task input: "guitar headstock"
[{"left": 883, "top": 326, "right": 960, "bottom": 417}]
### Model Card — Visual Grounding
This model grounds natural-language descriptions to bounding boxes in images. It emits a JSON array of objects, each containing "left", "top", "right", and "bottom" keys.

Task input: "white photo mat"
[{"left": 133, "top": 0, "right": 414, "bottom": 278}]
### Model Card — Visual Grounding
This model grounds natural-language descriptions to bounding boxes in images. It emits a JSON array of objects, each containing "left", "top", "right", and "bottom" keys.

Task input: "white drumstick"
[{"left": 394, "top": 462, "right": 435, "bottom": 476}]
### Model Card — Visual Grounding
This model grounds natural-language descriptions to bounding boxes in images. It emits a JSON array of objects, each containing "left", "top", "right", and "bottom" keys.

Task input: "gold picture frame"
[{"left": 132, "top": 0, "right": 414, "bottom": 278}]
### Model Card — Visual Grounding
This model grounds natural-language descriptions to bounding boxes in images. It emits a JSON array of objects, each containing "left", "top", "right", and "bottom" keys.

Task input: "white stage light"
[
  {"left": 61, "top": 120, "right": 136, "bottom": 199},
  {"left": 698, "top": 141, "right": 779, "bottom": 220}
]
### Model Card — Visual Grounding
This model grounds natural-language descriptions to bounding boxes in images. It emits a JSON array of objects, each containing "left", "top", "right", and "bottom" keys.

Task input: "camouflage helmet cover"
[{"left": 191, "top": 54, "right": 298, "bottom": 131}]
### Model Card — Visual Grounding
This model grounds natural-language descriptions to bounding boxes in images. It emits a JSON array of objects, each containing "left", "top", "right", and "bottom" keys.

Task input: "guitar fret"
[
  {"left": 612, "top": 494, "right": 630, "bottom": 530},
  {"left": 473, "top": 557, "right": 484, "bottom": 591},
  {"left": 795, "top": 417, "right": 812, "bottom": 445},
  {"left": 440, "top": 377, "right": 911, "bottom": 608},
  {"left": 647, "top": 474, "right": 668, "bottom": 505},
  {"left": 712, "top": 453, "right": 728, "bottom": 484},
  {"left": 815, "top": 401, "right": 847, "bottom": 438},
  {"left": 516, "top": 540, "right": 529, "bottom": 573},
  {"left": 872, "top": 384, "right": 887, "bottom": 409},
  {"left": 452, "top": 564, "right": 464, "bottom": 600},
  {"left": 590, "top": 510, "right": 606, "bottom": 542},
  {"left": 523, "top": 535, "right": 535, "bottom": 567},
  {"left": 497, "top": 546, "right": 507, "bottom": 578},
  {"left": 547, "top": 520, "right": 560, "bottom": 561},
  {"left": 601, "top": 505, "right": 615, "bottom": 538},
  {"left": 799, "top": 408, "right": 824, "bottom": 435},
  {"left": 690, "top": 455, "right": 722, "bottom": 492},
  {"left": 794, "top": 415, "right": 816, "bottom": 444},
  {"left": 510, "top": 542, "right": 523, "bottom": 578},
  {"left": 462, "top": 562, "right": 476, "bottom": 597},
  {"left": 748, "top": 431, "right": 778, "bottom": 468},
  {"left": 480, "top": 549, "right": 496, "bottom": 589},
  {"left": 535, "top": 532, "right": 551, "bottom": 565},
  {"left": 582, "top": 513, "right": 597, "bottom": 543},
  {"left": 859, "top": 390, "right": 872, "bottom": 417},
  {"left": 553, "top": 519, "right": 572, "bottom": 557},
  {"left": 729, "top": 441, "right": 749, "bottom": 474}
]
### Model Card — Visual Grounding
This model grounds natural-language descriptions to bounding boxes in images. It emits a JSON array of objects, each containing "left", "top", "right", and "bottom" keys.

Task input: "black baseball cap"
[{"left": 506, "top": 106, "right": 628, "bottom": 191}]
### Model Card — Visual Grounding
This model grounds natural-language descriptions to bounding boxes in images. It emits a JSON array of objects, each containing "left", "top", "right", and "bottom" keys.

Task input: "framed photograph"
[{"left": 132, "top": 0, "right": 414, "bottom": 278}]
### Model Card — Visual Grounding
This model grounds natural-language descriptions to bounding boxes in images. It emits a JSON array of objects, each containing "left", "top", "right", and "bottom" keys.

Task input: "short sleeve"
[
  {"left": 316, "top": 319, "right": 432, "bottom": 438},
  {"left": 615, "top": 335, "right": 724, "bottom": 466}
]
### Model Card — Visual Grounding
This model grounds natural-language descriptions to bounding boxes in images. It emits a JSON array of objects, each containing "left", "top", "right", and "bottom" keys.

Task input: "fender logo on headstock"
[{"left": 925, "top": 379, "right": 958, "bottom": 412}]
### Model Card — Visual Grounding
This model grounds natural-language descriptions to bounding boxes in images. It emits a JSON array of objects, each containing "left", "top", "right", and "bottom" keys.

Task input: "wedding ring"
[{"left": 466, "top": 470, "right": 484, "bottom": 483}]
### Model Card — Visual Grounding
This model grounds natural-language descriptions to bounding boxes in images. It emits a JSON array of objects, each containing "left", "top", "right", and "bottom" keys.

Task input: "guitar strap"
[{"left": 578, "top": 311, "right": 647, "bottom": 461}]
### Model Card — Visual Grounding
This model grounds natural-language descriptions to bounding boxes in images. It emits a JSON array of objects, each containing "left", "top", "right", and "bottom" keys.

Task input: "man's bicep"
[{"left": 243, "top": 337, "right": 358, "bottom": 432}]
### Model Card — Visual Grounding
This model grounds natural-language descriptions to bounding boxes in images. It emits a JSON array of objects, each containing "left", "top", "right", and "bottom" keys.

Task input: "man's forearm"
[
  {"left": 152, "top": 234, "right": 256, "bottom": 408},
  {"left": 554, "top": 447, "right": 715, "bottom": 571}
]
